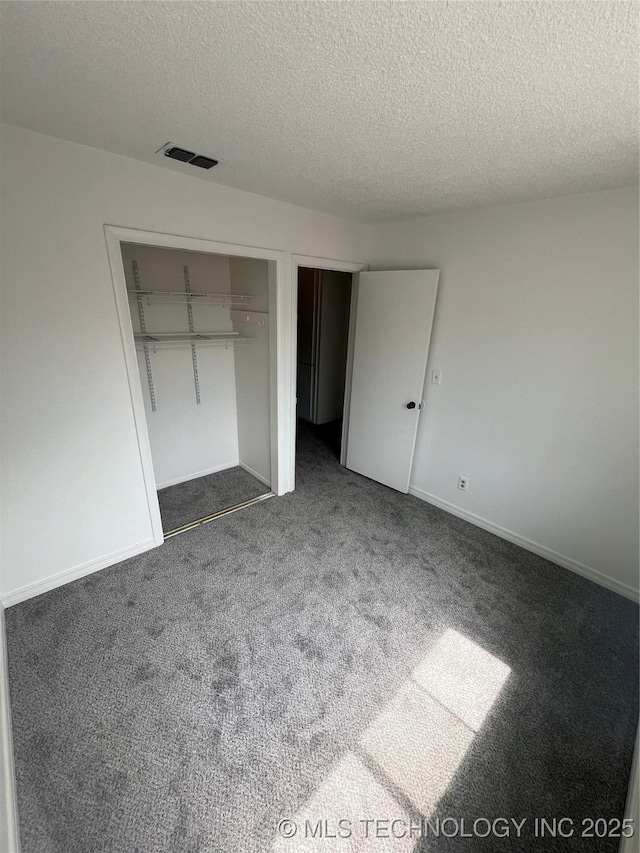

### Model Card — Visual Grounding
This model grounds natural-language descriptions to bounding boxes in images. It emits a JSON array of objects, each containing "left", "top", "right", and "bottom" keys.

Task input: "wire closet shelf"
[
  {"left": 129, "top": 259, "right": 259, "bottom": 409},
  {"left": 134, "top": 331, "right": 251, "bottom": 350},
  {"left": 127, "top": 288, "right": 254, "bottom": 306}
]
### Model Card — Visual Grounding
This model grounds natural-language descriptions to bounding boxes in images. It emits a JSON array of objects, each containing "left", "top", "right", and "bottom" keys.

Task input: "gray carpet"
[
  {"left": 5, "top": 421, "right": 639, "bottom": 853},
  {"left": 158, "top": 466, "right": 270, "bottom": 533}
]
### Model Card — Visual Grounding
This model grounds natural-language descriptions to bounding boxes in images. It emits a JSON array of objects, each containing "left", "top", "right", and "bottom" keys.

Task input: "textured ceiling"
[{"left": 1, "top": 1, "right": 637, "bottom": 222}]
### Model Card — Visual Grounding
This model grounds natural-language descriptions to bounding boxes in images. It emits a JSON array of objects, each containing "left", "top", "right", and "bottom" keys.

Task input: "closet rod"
[
  {"left": 134, "top": 338, "right": 252, "bottom": 349},
  {"left": 127, "top": 289, "right": 253, "bottom": 302},
  {"left": 135, "top": 331, "right": 240, "bottom": 339}
]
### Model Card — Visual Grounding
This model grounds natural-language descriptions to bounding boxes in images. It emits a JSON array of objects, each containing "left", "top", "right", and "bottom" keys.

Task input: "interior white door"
[{"left": 345, "top": 269, "right": 439, "bottom": 492}]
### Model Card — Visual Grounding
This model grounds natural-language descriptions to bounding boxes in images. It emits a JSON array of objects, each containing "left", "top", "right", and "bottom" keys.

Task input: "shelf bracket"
[
  {"left": 132, "top": 260, "right": 156, "bottom": 412},
  {"left": 184, "top": 265, "right": 201, "bottom": 405}
]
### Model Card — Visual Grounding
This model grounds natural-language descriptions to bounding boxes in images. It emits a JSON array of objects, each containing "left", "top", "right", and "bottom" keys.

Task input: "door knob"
[{"left": 406, "top": 401, "right": 416, "bottom": 409}]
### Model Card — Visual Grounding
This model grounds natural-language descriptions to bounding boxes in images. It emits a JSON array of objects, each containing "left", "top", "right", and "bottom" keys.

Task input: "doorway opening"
[
  {"left": 114, "top": 237, "right": 279, "bottom": 539},
  {"left": 293, "top": 263, "right": 440, "bottom": 496},
  {"left": 296, "top": 267, "right": 354, "bottom": 466}
]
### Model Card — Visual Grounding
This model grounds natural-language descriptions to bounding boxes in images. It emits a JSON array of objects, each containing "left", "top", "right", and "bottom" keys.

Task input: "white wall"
[
  {"left": 230, "top": 256, "right": 270, "bottom": 312},
  {"left": 0, "top": 123, "right": 369, "bottom": 604},
  {"left": 230, "top": 257, "right": 272, "bottom": 485},
  {"left": 122, "top": 243, "right": 240, "bottom": 488},
  {"left": 369, "top": 186, "right": 640, "bottom": 596}
]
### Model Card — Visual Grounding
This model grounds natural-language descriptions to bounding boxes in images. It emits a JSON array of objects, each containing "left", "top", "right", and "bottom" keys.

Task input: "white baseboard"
[
  {"left": 156, "top": 461, "right": 239, "bottom": 491},
  {"left": 408, "top": 486, "right": 640, "bottom": 603},
  {"left": 239, "top": 461, "right": 271, "bottom": 488},
  {"left": 0, "top": 608, "right": 21, "bottom": 852},
  {"left": 1, "top": 539, "right": 157, "bottom": 608}
]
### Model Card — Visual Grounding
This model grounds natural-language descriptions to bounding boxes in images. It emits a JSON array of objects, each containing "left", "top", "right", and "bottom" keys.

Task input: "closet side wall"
[
  {"left": 316, "top": 271, "right": 352, "bottom": 424},
  {"left": 230, "top": 257, "right": 271, "bottom": 486},
  {"left": 122, "top": 244, "right": 240, "bottom": 488}
]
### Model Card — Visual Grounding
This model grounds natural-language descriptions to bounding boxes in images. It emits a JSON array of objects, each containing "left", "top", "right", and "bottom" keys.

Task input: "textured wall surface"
[{"left": 1, "top": 1, "right": 637, "bottom": 221}]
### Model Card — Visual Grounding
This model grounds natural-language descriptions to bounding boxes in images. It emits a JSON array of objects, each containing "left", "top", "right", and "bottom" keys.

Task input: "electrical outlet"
[
  {"left": 458, "top": 476, "right": 468, "bottom": 491},
  {"left": 431, "top": 369, "right": 442, "bottom": 385}
]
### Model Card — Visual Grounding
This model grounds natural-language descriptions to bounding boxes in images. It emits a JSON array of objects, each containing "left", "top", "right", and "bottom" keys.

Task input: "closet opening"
[
  {"left": 295, "top": 267, "right": 354, "bottom": 467},
  {"left": 121, "top": 242, "right": 274, "bottom": 536}
]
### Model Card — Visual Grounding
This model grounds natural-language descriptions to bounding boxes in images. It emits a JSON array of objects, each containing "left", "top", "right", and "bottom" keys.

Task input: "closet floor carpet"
[
  {"left": 158, "top": 466, "right": 270, "bottom": 533},
  {"left": 6, "top": 423, "right": 639, "bottom": 853}
]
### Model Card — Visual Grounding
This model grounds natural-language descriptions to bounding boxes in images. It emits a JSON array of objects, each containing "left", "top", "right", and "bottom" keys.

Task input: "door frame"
[
  {"left": 105, "top": 225, "right": 288, "bottom": 545},
  {"left": 290, "top": 255, "right": 368, "bottom": 480}
]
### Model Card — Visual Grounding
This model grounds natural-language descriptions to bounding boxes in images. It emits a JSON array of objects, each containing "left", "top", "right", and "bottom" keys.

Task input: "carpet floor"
[
  {"left": 5, "top": 422, "right": 639, "bottom": 853},
  {"left": 158, "top": 467, "right": 270, "bottom": 533}
]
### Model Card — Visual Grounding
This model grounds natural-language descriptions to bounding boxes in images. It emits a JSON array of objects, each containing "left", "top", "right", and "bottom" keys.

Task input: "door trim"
[
  {"left": 290, "top": 256, "right": 368, "bottom": 485},
  {"left": 340, "top": 274, "right": 360, "bottom": 467},
  {"left": 105, "top": 225, "right": 288, "bottom": 548},
  {"left": 0, "top": 606, "right": 20, "bottom": 853}
]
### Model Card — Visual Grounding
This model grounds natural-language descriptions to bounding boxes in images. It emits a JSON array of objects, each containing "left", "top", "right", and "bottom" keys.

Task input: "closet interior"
[{"left": 121, "top": 243, "right": 273, "bottom": 535}]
